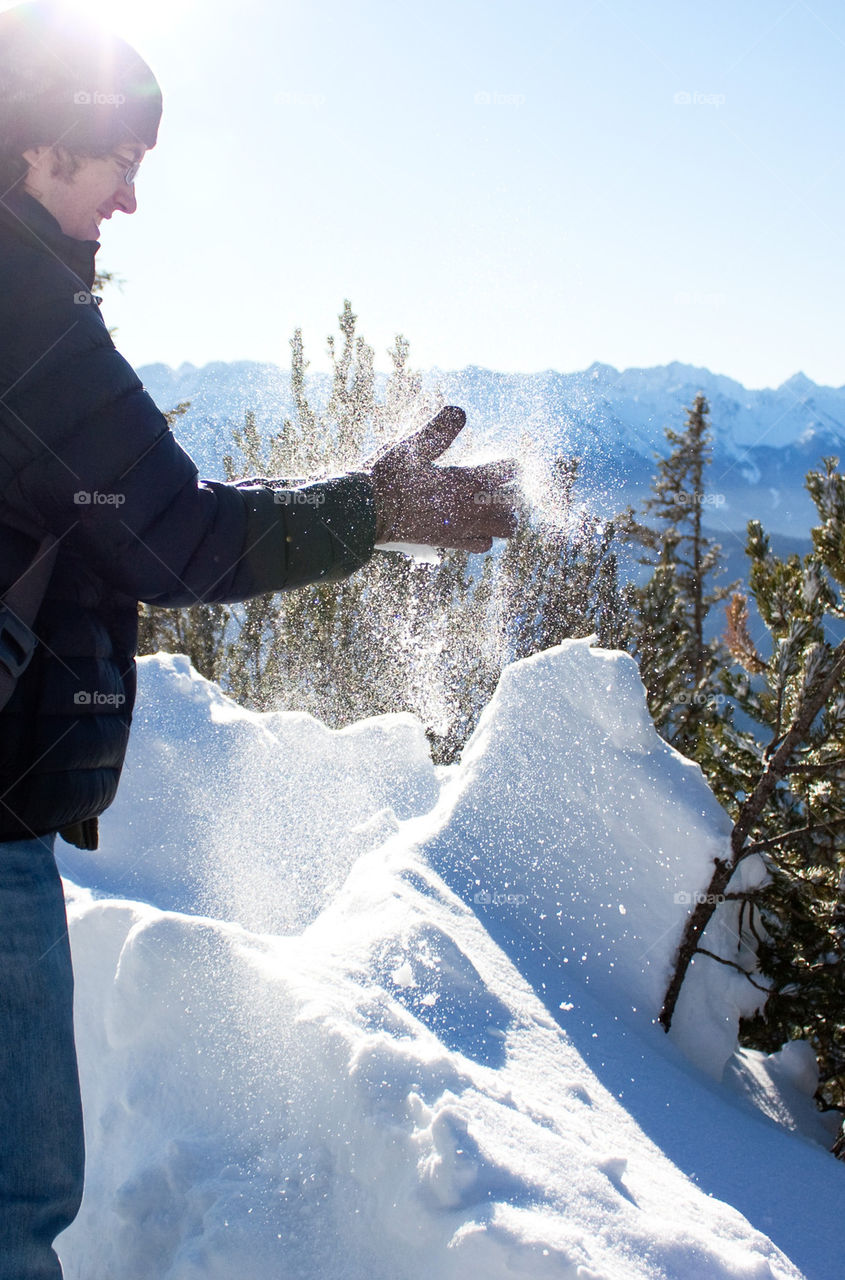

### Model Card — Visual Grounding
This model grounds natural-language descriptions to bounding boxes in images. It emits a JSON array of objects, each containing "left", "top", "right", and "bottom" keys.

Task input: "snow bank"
[
  {"left": 55, "top": 643, "right": 843, "bottom": 1279},
  {"left": 58, "top": 652, "right": 440, "bottom": 934},
  {"left": 398, "top": 640, "right": 764, "bottom": 1075},
  {"left": 725, "top": 1042, "right": 842, "bottom": 1150}
]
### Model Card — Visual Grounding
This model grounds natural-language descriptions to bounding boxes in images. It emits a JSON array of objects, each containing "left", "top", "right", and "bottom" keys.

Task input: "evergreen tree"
[
  {"left": 623, "top": 393, "right": 732, "bottom": 755},
  {"left": 218, "top": 302, "right": 441, "bottom": 720},
  {"left": 663, "top": 460, "right": 845, "bottom": 1152},
  {"left": 428, "top": 457, "right": 628, "bottom": 762},
  {"left": 136, "top": 399, "right": 232, "bottom": 681}
]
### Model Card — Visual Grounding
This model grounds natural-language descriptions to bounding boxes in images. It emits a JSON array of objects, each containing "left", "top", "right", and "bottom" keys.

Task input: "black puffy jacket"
[{"left": 0, "top": 187, "right": 375, "bottom": 842}]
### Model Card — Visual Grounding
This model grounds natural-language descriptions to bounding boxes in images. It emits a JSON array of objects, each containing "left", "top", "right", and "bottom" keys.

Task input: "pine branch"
[
  {"left": 786, "top": 758, "right": 845, "bottom": 775},
  {"left": 732, "top": 638, "right": 845, "bottom": 856},
  {"left": 724, "top": 593, "right": 768, "bottom": 674},
  {"left": 743, "top": 815, "right": 845, "bottom": 855},
  {"left": 695, "top": 947, "right": 772, "bottom": 993}
]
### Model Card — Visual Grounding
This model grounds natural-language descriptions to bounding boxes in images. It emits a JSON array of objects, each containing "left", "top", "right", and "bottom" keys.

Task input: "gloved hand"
[{"left": 368, "top": 406, "right": 518, "bottom": 553}]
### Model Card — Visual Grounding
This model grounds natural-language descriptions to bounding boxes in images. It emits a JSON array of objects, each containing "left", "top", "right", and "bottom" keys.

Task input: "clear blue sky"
[{"left": 17, "top": 0, "right": 845, "bottom": 388}]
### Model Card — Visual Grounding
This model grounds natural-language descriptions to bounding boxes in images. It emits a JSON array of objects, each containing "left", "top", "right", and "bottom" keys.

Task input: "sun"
[{"left": 47, "top": 0, "right": 199, "bottom": 41}]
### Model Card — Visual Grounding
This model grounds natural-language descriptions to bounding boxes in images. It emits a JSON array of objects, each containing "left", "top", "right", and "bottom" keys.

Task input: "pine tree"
[
  {"left": 623, "top": 393, "right": 732, "bottom": 756},
  {"left": 426, "top": 457, "right": 627, "bottom": 762},
  {"left": 136, "top": 400, "right": 232, "bottom": 679},
  {"left": 662, "top": 460, "right": 845, "bottom": 1152},
  {"left": 219, "top": 302, "right": 441, "bottom": 721}
]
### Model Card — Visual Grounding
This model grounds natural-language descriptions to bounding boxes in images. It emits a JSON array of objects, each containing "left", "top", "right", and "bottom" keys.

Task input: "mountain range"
[{"left": 137, "top": 359, "right": 845, "bottom": 538}]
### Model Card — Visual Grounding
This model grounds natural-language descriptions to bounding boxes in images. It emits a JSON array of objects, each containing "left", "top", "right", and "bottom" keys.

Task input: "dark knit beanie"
[{"left": 0, "top": 1, "right": 162, "bottom": 158}]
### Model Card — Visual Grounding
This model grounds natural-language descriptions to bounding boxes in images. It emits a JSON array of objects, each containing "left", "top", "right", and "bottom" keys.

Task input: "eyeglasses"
[{"left": 109, "top": 152, "right": 142, "bottom": 186}]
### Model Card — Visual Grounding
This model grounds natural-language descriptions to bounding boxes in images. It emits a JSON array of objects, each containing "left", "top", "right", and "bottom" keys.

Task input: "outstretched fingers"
[{"left": 410, "top": 405, "right": 467, "bottom": 462}]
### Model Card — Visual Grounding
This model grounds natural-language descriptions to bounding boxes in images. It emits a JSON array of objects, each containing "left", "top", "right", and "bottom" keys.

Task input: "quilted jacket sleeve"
[{"left": 0, "top": 286, "right": 375, "bottom": 606}]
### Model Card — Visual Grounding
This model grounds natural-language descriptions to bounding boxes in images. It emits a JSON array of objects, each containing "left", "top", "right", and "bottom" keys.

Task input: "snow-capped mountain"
[{"left": 137, "top": 360, "right": 845, "bottom": 537}]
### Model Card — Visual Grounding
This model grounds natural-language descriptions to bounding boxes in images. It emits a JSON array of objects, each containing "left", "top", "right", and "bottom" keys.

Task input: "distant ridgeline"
[{"left": 137, "top": 359, "right": 845, "bottom": 542}]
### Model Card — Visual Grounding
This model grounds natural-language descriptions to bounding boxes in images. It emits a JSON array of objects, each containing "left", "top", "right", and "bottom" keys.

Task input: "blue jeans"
[{"left": 0, "top": 835, "right": 84, "bottom": 1279}]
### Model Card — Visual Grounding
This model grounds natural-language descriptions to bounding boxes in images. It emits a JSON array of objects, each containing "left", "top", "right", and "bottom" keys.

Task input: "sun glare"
[{"left": 52, "top": 0, "right": 199, "bottom": 41}]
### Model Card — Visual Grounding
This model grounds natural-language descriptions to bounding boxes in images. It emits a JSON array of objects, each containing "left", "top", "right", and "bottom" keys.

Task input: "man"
[{"left": 0, "top": 3, "right": 516, "bottom": 1275}]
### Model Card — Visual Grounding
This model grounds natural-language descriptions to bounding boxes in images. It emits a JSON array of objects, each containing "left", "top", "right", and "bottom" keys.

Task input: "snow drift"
[{"left": 55, "top": 642, "right": 843, "bottom": 1279}]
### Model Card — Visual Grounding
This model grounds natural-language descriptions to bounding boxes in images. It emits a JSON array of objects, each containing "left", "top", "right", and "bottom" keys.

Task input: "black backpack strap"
[
  {"left": 0, "top": 513, "right": 98, "bottom": 850},
  {"left": 0, "top": 523, "right": 58, "bottom": 713}
]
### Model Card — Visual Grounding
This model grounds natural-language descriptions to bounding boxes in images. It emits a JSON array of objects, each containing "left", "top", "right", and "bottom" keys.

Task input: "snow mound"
[
  {"left": 54, "top": 643, "right": 843, "bottom": 1279},
  {"left": 400, "top": 640, "right": 761, "bottom": 1076},
  {"left": 725, "top": 1042, "right": 842, "bottom": 1150},
  {"left": 58, "top": 652, "right": 440, "bottom": 934}
]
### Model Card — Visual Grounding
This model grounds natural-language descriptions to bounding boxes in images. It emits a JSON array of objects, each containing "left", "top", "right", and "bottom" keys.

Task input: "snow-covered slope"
[{"left": 55, "top": 645, "right": 843, "bottom": 1279}]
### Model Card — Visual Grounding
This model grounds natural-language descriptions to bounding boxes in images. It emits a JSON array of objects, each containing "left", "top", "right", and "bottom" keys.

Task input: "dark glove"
[{"left": 368, "top": 406, "right": 518, "bottom": 553}]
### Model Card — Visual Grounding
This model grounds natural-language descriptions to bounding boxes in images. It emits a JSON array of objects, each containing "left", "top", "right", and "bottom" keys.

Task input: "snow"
[
  {"left": 54, "top": 642, "right": 843, "bottom": 1279},
  {"left": 140, "top": 358, "right": 845, "bottom": 488}
]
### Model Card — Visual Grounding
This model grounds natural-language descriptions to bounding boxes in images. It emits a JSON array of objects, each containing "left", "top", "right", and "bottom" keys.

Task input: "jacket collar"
[{"left": 0, "top": 186, "right": 99, "bottom": 290}]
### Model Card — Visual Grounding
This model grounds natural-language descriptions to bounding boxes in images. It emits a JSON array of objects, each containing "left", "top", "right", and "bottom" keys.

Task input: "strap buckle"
[{"left": 0, "top": 603, "right": 36, "bottom": 679}]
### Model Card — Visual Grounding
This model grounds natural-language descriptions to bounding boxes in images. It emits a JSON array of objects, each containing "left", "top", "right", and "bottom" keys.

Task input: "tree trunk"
[
  {"left": 660, "top": 637, "right": 845, "bottom": 1031},
  {"left": 659, "top": 856, "right": 734, "bottom": 1029}
]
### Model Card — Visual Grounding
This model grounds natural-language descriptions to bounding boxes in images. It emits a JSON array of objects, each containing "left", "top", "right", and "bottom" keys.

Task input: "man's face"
[{"left": 20, "top": 143, "right": 147, "bottom": 241}]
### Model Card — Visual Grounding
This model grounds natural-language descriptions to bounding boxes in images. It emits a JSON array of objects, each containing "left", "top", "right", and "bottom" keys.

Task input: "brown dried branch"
[{"left": 724, "top": 592, "right": 768, "bottom": 674}]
